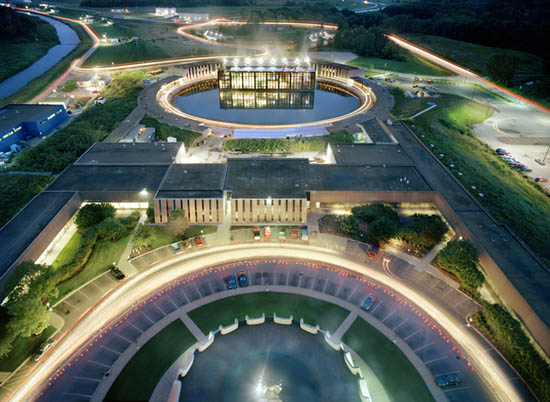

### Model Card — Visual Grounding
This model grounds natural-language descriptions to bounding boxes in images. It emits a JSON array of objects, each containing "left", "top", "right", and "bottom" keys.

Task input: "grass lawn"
[
  {"left": 225, "top": 132, "right": 354, "bottom": 154},
  {"left": 140, "top": 115, "right": 201, "bottom": 147},
  {"left": 0, "top": 20, "right": 92, "bottom": 106},
  {"left": 54, "top": 233, "right": 132, "bottom": 302},
  {"left": 51, "top": 231, "right": 82, "bottom": 269},
  {"left": 347, "top": 48, "right": 451, "bottom": 77},
  {"left": 105, "top": 319, "right": 195, "bottom": 402},
  {"left": 0, "top": 326, "right": 56, "bottom": 372},
  {"left": 408, "top": 94, "right": 550, "bottom": 266},
  {"left": 188, "top": 292, "right": 349, "bottom": 334},
  {"left": 389, "top": 87, "right": 433, "bottom": 119},
  {"left": 0, "top": 16, "right": 59, "bottom": 83},
  {"left": 343, "top": 320, "right": 434, "bottom": 402},
  {"left": 0, "top": 175, "right": 54, "bottom": 227}
]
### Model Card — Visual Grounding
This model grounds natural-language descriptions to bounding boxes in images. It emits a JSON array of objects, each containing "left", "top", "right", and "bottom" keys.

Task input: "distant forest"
[
  {"left": 0, "top": 7, "right": 41, "bottom": 39},
  {"left": 80, "top": 0, "right": 253, "bottom": 6}
]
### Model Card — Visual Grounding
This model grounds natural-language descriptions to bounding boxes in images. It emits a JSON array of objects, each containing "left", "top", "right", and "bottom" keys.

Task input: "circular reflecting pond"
[
  {"left": 172, "top": 82, "right": 360, "bottom": 125},
  {"left": 179, "top": 322, "right": 360, "bottom": 402}
]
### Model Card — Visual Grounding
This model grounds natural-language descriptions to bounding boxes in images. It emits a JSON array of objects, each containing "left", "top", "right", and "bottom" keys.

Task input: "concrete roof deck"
[
  {"left": 330, "top": 143, "right": 414, "bottom": 167},
  {"left": 359, "top": 118, "right": 394, "bottom": 144},
  {"left": 48, "top": 165, "right": 169, "bottom": 193},
  {"left": 156, "top": 164, "right": 226, "bottom": 199},
  {"left": 0, "top": 191, "right": 76, "bottom": 279},
  {"left": 75, "top": 142, "right": 184, "bottom": 165}
]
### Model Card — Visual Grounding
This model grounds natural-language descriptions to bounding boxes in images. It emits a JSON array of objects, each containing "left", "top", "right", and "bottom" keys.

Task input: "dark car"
[
  {"left": 360, "top": 294, "right": 376, "bottom": 311},
  {"left": 435, "top": 373, "right": 461, "bottom": 388},
  {"left": 237, "top": 271, "right": 248, "bottom": 287},
  {"left": 226, "top": 274, "right": 237, "bottom": 289},
  {"left": 111, "top": 267, "right": 125, "bottom": 281}
]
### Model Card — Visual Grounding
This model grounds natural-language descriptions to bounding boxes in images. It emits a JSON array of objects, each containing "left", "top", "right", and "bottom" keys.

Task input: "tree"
[
  {"left": 167, "top": 209, "right": 189, "bottom": 237},
  {"left": 133, "top": 224, "right": 153, "bottom": 247},
  {"left": 486, "top": 54, "right": 520, "bottom": 86},
  {"left": 351, "top": 203, "right": 398, "bottom": 224},
  {"left": 146, "top": 205, "right": 155, "bottom": 223},
  {"left": 437, "top": 239, "right": 484, "bottom": 292},
  {"left": 339, "top": 215, "right": 360, "bottom": 234},
  {"left": 367, "top": 215, "right": 399, "bottom": 244},
  {"left": 400, "top": 214, "right": 448, "bottom": 248},
  {"left": 76, "top": 203, "right": 115, "bottom": 229},
  {"left": 96, "top": 217, "right": 127, "bottom": 241}
]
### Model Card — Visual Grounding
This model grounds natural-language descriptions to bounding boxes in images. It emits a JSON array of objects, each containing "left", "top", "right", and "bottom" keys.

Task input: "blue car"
[
  {"left": 360, "top": 294, "right": 376, "bottom": 311},
  {"left": 435, "top": 373, "right": 461, "bottom": 388},
  {"left": 226, "top": 274, "right": 237, "bottom": 290},
  {"left": 238, "top": 271, "right": 248, "bottom": 287}
]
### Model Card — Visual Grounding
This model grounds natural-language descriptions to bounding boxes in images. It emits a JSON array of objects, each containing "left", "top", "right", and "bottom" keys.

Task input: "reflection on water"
[
  {"left": 173, "top": 82, "right": 360, "bottom": 125},
  {"left": 0, "top": 13, "right": 79, "bottom": 99}
]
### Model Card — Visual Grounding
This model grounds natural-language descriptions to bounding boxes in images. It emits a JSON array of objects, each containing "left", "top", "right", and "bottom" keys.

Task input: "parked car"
[
  {"left": 360, "top": 294, "right": 376, "bottom": 311},
  {"left": 535, "top": 177, "right": 548, "bottom": 183},
  {"left": 534, "top": 158, "right": 545, "bottom": 166},
  {"left": 170, "top": 242, "right": 180, "bottom": 251},
  {"left": 194, "top": 236, "right": 204, "bottom": 248},
  {"left": 111, "top": 266, "right": 125, "bottom": 281},
  {"left": 368, "top": 244, "right": 380, "bottom": 259},
  {"left": 32, "top": 339, "right": 55, "bottom": 361},
  {"left": 279, "top": 228, "right": 286, "bottom": 241},
  {"left": 264, "top": 226, "right": 272, "bottom": 238},
  {"left": 226, "top": 274, "right": 237, "bottom": 289},
  {"left": 237, "top": 270, "right": 248, "bottom": 287},
  {"left": 301, "top": 227, "right": 309, "bottom": 241},
  {"left": 496, "top": 148, "right": 509, "bottom": 155},
  {"left": 290, "top": 228, "right": 298, "bottom": 239},
  {"left": 253, "top": 226, "right": 261, "bottom": 240},
  {"left": 435, "top": 373, "right": 461, "bottom": 388}
]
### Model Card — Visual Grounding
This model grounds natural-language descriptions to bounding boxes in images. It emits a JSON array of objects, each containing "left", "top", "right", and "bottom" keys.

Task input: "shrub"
[
  {"left": 352, "top": 203, "right": 398, "bottom": 224},
  {"left": 367, "top": 215, "right": 399, "bottom": 244},
  {"left": 339, "top": 215, "right": 360, "bottom": 234},
  {"left": 146, "top": 205, "right": 155, "bottom": 223},
  {"left": 437, "top": 239, "right": 484, "bottom": 292},
  {"left": 75, "top": 203, "right": 115, "bottom": 229},
  {"left": 118, "top": 211, "right": 141, "bottom": 230},
  {"left": 399, "top": 214, "right": 448, "bottom": 249},
  {"left": 133, "top": 224, "right": 153, "bottom": 247},
  {"left": 96, "top": 217, "right": 127, "bottom": 241}
]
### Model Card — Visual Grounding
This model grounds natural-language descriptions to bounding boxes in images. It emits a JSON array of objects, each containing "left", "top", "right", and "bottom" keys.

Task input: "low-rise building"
[
  {"left": 178, "top": 12, "right": 209, "bottom": 21},
  {"left": 76, "top": 73, "right": 111, "bottom": 90},
  {"left": 0, "top": 104, "right": 67, "bottom": 152},
  {"left": 155, "top": 7, "right": 177, "bottom": 18}
]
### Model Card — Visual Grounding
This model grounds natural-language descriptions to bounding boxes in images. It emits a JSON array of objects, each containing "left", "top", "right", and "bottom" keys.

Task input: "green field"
[
  {"left": 0, "top": 175, "right": 54, "bottom": 227},
  {"left": 140, "top": 115, "right": 200, "bottom": 147},
  {"left": 188, "top": 292, "right": 349, "bottom": 333},
  {"left": 404, "top": 93, "right": 550, "bottom": 266},
  {"left": 343, "top": 320, "right": 435, "bottom": 402},
  {"left": 54, "top": 232, "right": 132, "bottom": 302},
  {"left": 347, "top": 48, "right": 451, "bottom": 77},
  {"left": 0, "top": 20, "right": 93, "bottom": 106},
  {"left": 51, "top": 231, "right": 82, "bottom": 269},
  {"left": 0, "top": 16, "right": 59, "bottom": 83},
  {"left": 105, "top": 319, "right": 196, "bottom": 402},
  {"left": 0, "top": 326, "right": 56, "bottom": 372}
]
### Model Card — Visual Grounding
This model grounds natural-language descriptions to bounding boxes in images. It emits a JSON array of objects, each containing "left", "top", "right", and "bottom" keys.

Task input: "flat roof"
[
  {"left": 75, "top": 142, "right": 183, "bottom": 165},
  {"left": 307, "top": 165, "right": 431, "bottom": 192},
  {"left": 225, "top": 158, "right": 309, "bottom": 199},
  {"left": 227, "top": 66, "right": 315, "bottom": 73},
  {"left": 0, "top": 104, "right": 62, "bottom": 133},
  {"left": 156, "top": 164, "right": 226, "bottom": 199},
  {"left": 330, "top": 144, "right": 414, "bottom": 167},
  {"left": 0, "top": 191, "right": 76, "bottom": 278},
  {"left": 48, "top": 165, "right": 169, "bottom": 192},
  {"left": 359, "top": 118, "right": 394, "bottom": 144}
]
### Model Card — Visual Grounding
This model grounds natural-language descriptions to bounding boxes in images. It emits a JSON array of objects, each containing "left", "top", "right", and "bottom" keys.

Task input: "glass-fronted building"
[
  {"left": 218, "top": 67, "right": 316, "bottom": 91},
  {"left": 219, "top": 90, "right": 314, "bottom": 109}
]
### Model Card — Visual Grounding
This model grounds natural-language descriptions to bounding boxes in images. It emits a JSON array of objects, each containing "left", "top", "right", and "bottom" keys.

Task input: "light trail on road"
[
  {"left": 387, "top": 34, "right": 550, "bottom": 113},
  {"left": 7, "top": 244, "right": 521, "bottom": 402},
  {"left": 12, "top": 7, "right": 100, "bottom": 104}
]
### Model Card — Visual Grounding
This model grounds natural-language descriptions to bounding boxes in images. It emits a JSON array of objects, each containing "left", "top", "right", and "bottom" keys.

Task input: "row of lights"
[{"left": 222, "top": 56, "right": 311, "bottom": 67}]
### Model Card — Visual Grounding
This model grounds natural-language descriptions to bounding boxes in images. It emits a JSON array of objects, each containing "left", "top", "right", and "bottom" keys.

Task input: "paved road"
[{"left": 35, "top": 258, "right": 533, "bottom": 402}]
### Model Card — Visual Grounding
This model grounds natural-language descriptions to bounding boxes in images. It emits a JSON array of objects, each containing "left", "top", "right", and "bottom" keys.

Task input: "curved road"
[{"left": 7, "top": 244, "right": 535, "bottom": 402}]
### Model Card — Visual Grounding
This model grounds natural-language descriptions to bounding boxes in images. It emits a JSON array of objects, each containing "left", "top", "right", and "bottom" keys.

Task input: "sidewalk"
[{"left": 117, "top": 212, "right": 147, "bottom": 277}]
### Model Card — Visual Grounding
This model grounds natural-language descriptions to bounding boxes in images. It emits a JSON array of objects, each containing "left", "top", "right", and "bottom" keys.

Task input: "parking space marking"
[
  {"left": 424, "top": 355, "right": 449, "bottom": 365},
  {"left": 433, "top": 370, "right": 461, "bottom": 377},
  {"left": 414, "top": 342, "right": 434, "bottom": 353},
  {"left": 113, "top": 332, "right": 134, "bottom": 345},
  {"left": 77, "top": 289, "right": 93, "bottom": 302},
  {"left": 63, "top": 299, "right": 82, "bottom": 312},
  {"left": 127, "top": 322, "right": 144, "bottom": 334},
  {"left": 452, "top": 297, "right": 469, "bottom": 308},
  {"left": 382, "top": 309, "right": 396, "bottom": 323},
  {"left": 89, "top": 281, "right": 104, "bottom": 292},
  {"left": 206, "top": 278, "right": 215, "bottom": 294},
  {"left": 74, "top": 376, "right": 102, "bottom": 383},
  {"left": 100, "top": 345, "right": 122, "bottom": 356},
  {"left": 335, "top": 280, "right": 344, "bottom": 297},
  {"left": 63, "top": 392, "right": 92, "bottom": 399},
  {"left": 153, "top": 301, "right": 167, "bottom": 317},
  {"left": 442, "top": 386, "right": 471, "bottom": 393},
  {"left": 140, "top": 310, "right": 155, "bottom": 325},
  {"left": 87, "top": 359, "right": 111, "bottom": 369},
  {"left": 322, "top": 277, "right": 329, "bottom": 293},
  {"left": 166, "top": 294, "right": 179, "bottom": 309},
  {"left": 370, "top": 300, "right": 383, "bottom": 314},
  {"left": 393, "top": 318, "right": 409, "bottom": 332},
  {"left": 179, "top": 287, "right": 190, "bottom": 303},
  {"left": 194, "top": 282, "right": 203, "bottom": 298},
  {"left": 403, "top": 328, "right": 422, "bottom": 341},
  {"left": 347, "top": 285, "right": 358, "bottom": 302}
]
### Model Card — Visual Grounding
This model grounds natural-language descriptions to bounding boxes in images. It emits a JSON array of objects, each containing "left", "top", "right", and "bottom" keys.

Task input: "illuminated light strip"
[
  {"left": 12, "top": 7, "right": 100, "bottom": 104},
  {"left": 387, "top": 34, "right": 550, "bottom": 113},
  {"left": 7, "top": 245, "right": 521, "bottom": 402},
  {"left": 156, "top": 76, "right": 372, "bottom": 129}
]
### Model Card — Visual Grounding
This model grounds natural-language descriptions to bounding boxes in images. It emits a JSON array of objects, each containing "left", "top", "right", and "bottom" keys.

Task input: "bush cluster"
[{"left": 437, "top": 239, "right": 484, "bottom": 292}]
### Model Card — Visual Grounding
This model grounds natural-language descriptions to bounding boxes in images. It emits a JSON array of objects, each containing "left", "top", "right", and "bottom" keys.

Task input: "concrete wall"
[
  {"left": 14, "top": 192, "right": 81, "bottom": 267},
  {"left": 231, "top": 198, "right": 307, "bottom": 224},
  {"left": 155, "top": 198, "right": 224, "bottom": 224}
]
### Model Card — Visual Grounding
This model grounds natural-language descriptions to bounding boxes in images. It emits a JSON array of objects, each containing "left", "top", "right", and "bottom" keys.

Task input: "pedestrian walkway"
[
  {"left": 332, "top": 310, "right": 358, "bottom": 342},
  {"left": 116, "top": 212, "right": 146, "bottom": 277},
  {"left": 179, "top": 312, "right": 206, "bottom": 341}
]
